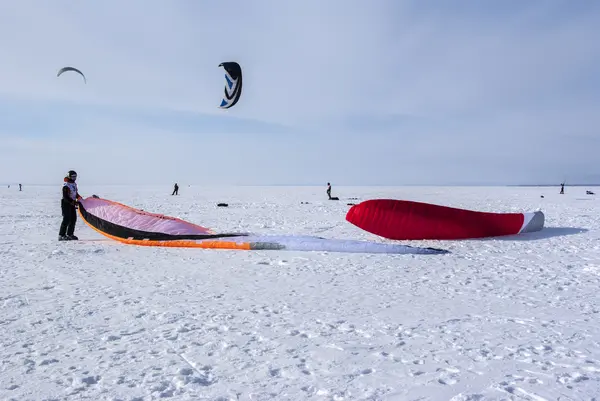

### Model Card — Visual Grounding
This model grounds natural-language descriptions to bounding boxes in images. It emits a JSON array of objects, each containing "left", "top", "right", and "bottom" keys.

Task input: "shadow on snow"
[{"left": 485, "top": 226, "right": 589, "bottom": 241}]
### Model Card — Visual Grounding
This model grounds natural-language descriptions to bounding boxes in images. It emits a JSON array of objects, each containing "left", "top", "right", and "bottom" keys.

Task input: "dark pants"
[{"left": 59, "top": 200, "right": 77, "bottom": 236}]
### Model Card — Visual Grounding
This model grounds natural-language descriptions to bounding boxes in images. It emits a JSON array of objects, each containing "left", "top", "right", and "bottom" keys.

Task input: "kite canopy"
[
  {"left": 78, "top": 197, "right": 220, "bottom": 240},
  {"left": 218, "top": 62, "right": 242, "bottom": 109},
  {"left": 77, "top": 197, "right": 448, "bottom": 254},
  {"left": 346, "top": 199, "right": 545, "bottom": 240},
  {"left": 57, "top": 66, "right": 87, "bottom": 83}
]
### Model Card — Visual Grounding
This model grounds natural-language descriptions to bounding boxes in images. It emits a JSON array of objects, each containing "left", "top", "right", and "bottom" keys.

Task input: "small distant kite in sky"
[
  {"left": 218, "top": 62, "right": 242, "bottom": 109},
  {"left": 57, "top": 66, "right": 87, "bottom": 84}
]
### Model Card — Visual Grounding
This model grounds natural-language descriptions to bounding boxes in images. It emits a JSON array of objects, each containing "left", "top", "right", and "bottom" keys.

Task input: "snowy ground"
[{"left": 1, "top": 185, "right": 599, "bottom": 400}]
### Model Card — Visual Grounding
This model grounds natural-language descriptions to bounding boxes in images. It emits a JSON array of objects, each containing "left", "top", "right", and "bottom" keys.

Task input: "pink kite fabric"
[{"left": 79, "top": 197, "right": 214, "bottom": 235}]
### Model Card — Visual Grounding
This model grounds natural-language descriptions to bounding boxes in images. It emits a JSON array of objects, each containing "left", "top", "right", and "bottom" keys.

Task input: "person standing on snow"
[{"left": 59, "top": 170, "right": 83, "bottom": 241}]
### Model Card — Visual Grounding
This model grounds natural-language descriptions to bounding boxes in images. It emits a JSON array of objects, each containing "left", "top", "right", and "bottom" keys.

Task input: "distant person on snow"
[
  {"left": 172, "top": 183, "right": 179, "bottom": 196},
  {"left": 59, "top": 170, "right": 83, "bottom": 241},
  {"left": 560, "top": 183, "right": 565, "bottom": 194},
  {"left": 19, "top": 184, "right": 22, "bottom": 191},
  {"left": 327, "top": 182, "right": 332, "bottom": 200}
]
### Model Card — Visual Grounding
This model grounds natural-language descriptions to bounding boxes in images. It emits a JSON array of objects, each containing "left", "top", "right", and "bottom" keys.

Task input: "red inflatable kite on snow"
[{"left": 346, "top": 199, "right": 544, "bottom": 240}]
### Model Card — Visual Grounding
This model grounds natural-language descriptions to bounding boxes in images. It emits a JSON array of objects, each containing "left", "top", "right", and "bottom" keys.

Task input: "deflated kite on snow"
[
  {"left": 218, "top": 62, "right": 242, "bottom": 109},
  {"left": 57, "top": 67, "right": 87, "bottom": 83},
  {"left": 346, "top": 199, "right": 545, "bottom": 240},
  {"left": 77, "top": 197, "right": 448, "bottom": 254}
]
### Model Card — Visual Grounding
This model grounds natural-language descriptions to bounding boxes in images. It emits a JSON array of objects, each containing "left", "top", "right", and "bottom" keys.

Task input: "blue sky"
[{"left": 1, "top": 0, "right": 599, "bottom": 185}]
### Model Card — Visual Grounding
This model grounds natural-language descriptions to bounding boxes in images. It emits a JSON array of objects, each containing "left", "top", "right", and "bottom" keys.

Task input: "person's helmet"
[{"left": 67, "top": 170, "right": 77, "bottom": 180}]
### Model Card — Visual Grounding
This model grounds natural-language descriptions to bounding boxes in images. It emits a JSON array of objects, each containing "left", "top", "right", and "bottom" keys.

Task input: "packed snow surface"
[{"left": 1, "top": 185, "right": 599, "bottom": 400}]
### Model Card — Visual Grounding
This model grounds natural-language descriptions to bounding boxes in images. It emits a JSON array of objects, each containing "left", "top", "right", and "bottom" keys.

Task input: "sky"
[{"left": 1, "top": 0, "right": 599, "bottom": 186}]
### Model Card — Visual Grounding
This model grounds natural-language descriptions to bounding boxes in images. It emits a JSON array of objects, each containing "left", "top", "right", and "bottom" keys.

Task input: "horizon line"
[{"left": 4, "top": 183, "right": 599, "bottom": 187}]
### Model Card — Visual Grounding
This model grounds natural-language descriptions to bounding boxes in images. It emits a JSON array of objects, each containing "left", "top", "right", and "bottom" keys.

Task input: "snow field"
[{"left": 1, "top": 185, "right": 599, "bottom": 400}]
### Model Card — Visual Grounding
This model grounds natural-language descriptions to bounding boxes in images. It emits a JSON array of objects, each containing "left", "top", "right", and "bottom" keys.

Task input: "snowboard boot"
[
  {"left": 66, "top": 234, "right": 79, "bottom": 240},
  {"left": 58, "top": 235, "right": 69, "bottom": 241}
]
